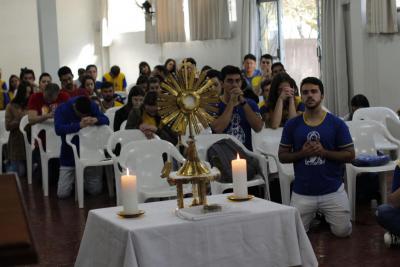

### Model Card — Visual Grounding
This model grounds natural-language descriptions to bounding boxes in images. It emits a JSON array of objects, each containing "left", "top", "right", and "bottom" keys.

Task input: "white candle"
[
  {"left": 232, "top": 154, "right": 248, "bottom": 198},
  {"left": 121, "top": 169, "right": 139, "bottom": 214}
]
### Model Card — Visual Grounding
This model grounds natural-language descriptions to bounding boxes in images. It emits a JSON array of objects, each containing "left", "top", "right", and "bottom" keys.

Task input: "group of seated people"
[{"left": 0, "top": 53, "right": 399, "bottom": 248}]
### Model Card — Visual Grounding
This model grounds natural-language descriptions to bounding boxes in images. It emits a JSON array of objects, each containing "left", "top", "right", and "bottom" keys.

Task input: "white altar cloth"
[{"left": 75, "top": 194, "right": 317, "bottom": 267}]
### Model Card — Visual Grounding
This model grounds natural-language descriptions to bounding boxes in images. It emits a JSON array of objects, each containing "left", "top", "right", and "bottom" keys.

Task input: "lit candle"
[
  {"left": 121, "top": 169, "right": 139, "bottom": 214},
  {"left": 232, "top": 154, "right": 248, "bottom": 198}
]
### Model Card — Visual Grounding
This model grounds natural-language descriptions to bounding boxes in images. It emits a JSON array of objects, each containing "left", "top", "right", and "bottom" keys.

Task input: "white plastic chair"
[
  {"left": 104, "top": 107, "right": 121, "bottom": 131},
  {"left": 346, "top": 120, "right": 400, "bottom": 221},
  {"left": 194, "top": 134, "right": 270, "bottom": 199},
  {"left": 32, "top": 122, "right": 61, "bottom": 196},
  {"left": 0, "top": 111, "right": 9, "bottom": 173},
  {"left": 252, "top": 128, "right": 295, "bottom": 205},
  {"left": 120, "top": 120, "right": 127, "bottom": 130},
  {"left": 119, "top": 139, "right": 191, "bottom": 203},
  {"left": 66, "top": 125, "right": 114, "bottom": 208},
  {"left": 353, "top": 107, "right": 400, "bottom": 152},
  {"left": 19, "top": 115, "right": 33, "bottom": 184},
  {"left": 106, "top": 129, "right": 148, "bottom": 205}
]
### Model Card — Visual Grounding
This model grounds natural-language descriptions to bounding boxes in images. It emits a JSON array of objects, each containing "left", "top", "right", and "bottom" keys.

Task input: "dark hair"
[
  {"left": 220, "top": 65, "right": 242, "bottom": 81},
  {"left": 20, "top": 68, "right": 35, "bottom": 80},
  {"left": 44, "top": 83, "right": 60, "bottom": 98},
  {"left": 261, "top": 54, "right": 273, "bottom": 62},
  {"left": 110, "top": 65, "right": 120, "bottom": 76},
  {"left": 12, "top": 81, "right": 31, "bottom": 107},
  {"left": 164, "top": 58, "right": 176, "bottom": 73},
  {"left": 243, "top": 88, "right": 259, "bottom": 104},
  {"left": 136, "top": 75, "right": 149, "bottom": 86},
  {"left": 82, "top": 75, "right": 95, "bottom": 87},
  {"left": 184, "top": 57, "right": 197, "bottom": 66},
  {"left": 260, "top": 79, "right": 272, "bottom": 92},
  {"left": 206, "top": 69, "right": 222, "bottom": 81},
  {"left": 78, "top": 68, "right": 86, "bottom": 76},
  {"left": 124, "top": 85, "right": 145, "bottom": 111},
  {"left": 148, "top": 76, "right": 160, "bottom": 85},
  {"left": 271, "top": 62, "right": 285, "bottom": 71},
  {"left": 57, "top": 66, "right": 73, "bottom": 78},
  {"left": 139, "top": 62, "right": 151, "bottom": 76},
  {"left": 268, "top": 73, "right": 297, "bottom": 109},
  {"left": 86, "top": 64, "right": 97, "bottom": 71},
  {"left": 8, "top": 75, "right": 19, "bottom": 92},
  {"left": 153, "top": 65, "right": 168, "bottom": 77},
  {"left": 300, "top": 76, "right": 324, "bottom": 95},
  {"left": 39, "top": 72, "right": 51, "bottom": 82},
  {"left": 101, "top": 81, "right": 113, "bottom": 90},
  {"left": 201, "top": 65, "right": 212, "bottom": 73},
  {"left": 243, "top": 53, "right": 256, "bottom": 62},
  {"left": 143, "top": 91, "right": 158, "bottom": 106},
  {"left": 351, "top": 94, "right": 370, "bottom": 108},
  {"left": 75, "top": 96, "right": 92, "bottom": 115}
]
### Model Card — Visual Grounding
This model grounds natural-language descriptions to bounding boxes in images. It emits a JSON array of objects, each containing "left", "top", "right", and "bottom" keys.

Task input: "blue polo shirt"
[
  {"left": 54, "top": 97, "right": 109, "bottom": 167},
  {"left": 280, "top": 112, "right": 353, "bottom": 195}
]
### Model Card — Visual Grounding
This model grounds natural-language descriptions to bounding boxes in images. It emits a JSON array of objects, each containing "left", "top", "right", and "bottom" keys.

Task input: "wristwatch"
[{"left": 240, "top": 100, "right": 247, "bottom": 106}]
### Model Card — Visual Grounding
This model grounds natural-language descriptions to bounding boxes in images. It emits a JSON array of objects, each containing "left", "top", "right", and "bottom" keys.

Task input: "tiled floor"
[{"left": 19, "top": 176, "right": 400, "bottom": 267}]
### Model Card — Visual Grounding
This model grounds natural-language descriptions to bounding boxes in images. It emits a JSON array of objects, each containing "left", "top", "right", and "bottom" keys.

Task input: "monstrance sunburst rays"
[
  {"left": 158, "top": 62, "right": 220, "bottom": 176},
  {"left": 158, "top": 63, "right": 220, "bottom": 137}
]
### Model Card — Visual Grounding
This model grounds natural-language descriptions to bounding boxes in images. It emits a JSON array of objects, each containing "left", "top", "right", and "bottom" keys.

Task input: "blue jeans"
[
  {"left": 376, "top": 204, "right": 400, "bottom": 235},
  {"left": 376, "top": 166, "right": 400, "bottom": 235},
  {"left": 7, "top": 160, "right": 26, "bottom": 178}
]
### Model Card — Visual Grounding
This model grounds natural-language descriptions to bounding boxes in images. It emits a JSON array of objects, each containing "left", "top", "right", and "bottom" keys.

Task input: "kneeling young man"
[
  {"left": 54, "top": 96, "right": 109, "bottom": 198},
  {"left": 278, "top": 77, "right": 355, "bottom": 237}
]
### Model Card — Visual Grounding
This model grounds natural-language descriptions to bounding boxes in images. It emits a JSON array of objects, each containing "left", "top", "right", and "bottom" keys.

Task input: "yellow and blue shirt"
[{"left": 102, "top": 72, "right": 127, "bottom": 92}]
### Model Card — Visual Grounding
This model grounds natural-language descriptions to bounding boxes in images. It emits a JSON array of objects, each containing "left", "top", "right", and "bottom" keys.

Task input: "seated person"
[
  {"left": 86, "top": 64, "right": 103, "bottom": 90},
  {"left": 271, "top": 62, "right": 286, "bottom": 78},
  {"left": 242, "top": 54, "right": 262, "bottom": 91},
  {"left": 5, "top": 82, "right": 33, "bottom": 177},
  {"left": 38, "top": 73, "right": 52, "bottom": 92},
  {"left": 261, "top": 73, "right": 304, "bottom": 129},
  {"left": 126, "top": 91, "right": 178, "bottom": 145},
  {"left": 58, "top": 66, "right": 78, "bottom": 97},
  {"left": 343, "top": 94, "right": 370, "bottom": 121},
  {"left": 8, "top": 75, "right": 20, "bottom": 99},
  {"left": 54, "top": 96, "right": 109, "bottom": 198},
  {"left": 211, "top": 65, "right": 263, "bottom": 151},
  {"left": 99, "top": 82, "right": 123, "bottom": 112},
  {"left": 139, "top": 61, "right": 151, "bottom": 77},
  {"left": 76, "top": 75, "right": 97, "bottom": 98},
  {"left": 148, "top": 76, "right": 161, "bottom": 94},
  {"left": 376, "top": 165, "right": 400, "bottom": 247},
  {"left": 28, "top": 83, "right": 69, "bottom": 125},
  {"left": 114, "top": 86, "right": 145, "bottom": 131},
  {"left": 136, "top": 75, "right": 149, "bottom": 93},
  {"left": 102, "top": 65, "right": 127, "bottom": 92},
  {"left": 258, "top": 79, "right": 272, "bottom": 108},
  {"left": 260, "top": 54, "right": 273, "bottom": 80}
]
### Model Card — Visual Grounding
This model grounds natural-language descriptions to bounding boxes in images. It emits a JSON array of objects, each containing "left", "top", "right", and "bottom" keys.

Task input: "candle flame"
[
  {"left": 127, "top": 168, "right": 130, "bottom": 176},
  {"left": 237, "top": 153, "right": 240, "bottom": 160}
]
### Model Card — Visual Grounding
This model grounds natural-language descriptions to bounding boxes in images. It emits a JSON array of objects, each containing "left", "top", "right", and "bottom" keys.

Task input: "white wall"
[
  {"left": 0, "top": 0, "right": 41, "bottom": 84},
  {"left": 56, "top": 0, "right": 101, "bottom": 79},
  {"left": 347, "top": 0, "right": 400, "bottom": 112},
  {"left": 108, "top": 0, "right": 243, "bottom": 86}
]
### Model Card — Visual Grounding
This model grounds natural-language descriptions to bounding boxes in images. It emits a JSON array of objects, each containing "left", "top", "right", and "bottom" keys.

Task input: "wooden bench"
[{"left": 0, "top": 174, "right": 38, "bottom": 266}]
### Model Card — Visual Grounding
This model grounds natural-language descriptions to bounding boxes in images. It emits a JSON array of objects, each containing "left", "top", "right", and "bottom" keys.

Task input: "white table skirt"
[{"left": 75, "top": 195, "right": 317, "bottom": 267}]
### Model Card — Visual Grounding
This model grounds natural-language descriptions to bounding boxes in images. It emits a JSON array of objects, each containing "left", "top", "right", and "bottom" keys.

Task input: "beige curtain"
[
  {"left": 146, "top": 0, "right": 186, "bottom": 43},
  {"left": 367, "top": 0, "right": 398, "bottom": 33},
  {"left": 188, "top": 0, "right": 231, "bottom": 41},
  {"left": 240, "top": 0, "right": 260, "bottom": 61},
  {"left": 321, "top": 0, "right": 349, "bottom": 116}
]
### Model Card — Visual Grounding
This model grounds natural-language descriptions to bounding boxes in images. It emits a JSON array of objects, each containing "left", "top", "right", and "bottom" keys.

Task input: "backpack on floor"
[{"left": 206, "top": 138, "right": 261, "bottom": 183}]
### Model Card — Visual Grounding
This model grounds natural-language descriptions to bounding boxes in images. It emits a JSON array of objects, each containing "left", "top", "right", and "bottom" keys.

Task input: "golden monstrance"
[{"left": 159, "top": 62, "right": 221, "bottom": 208}]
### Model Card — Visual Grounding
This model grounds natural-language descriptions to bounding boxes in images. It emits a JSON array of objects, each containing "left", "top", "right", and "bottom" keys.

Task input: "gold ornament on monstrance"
[{"left": 159, "top": 61, "right": 221, "bottom": 208}]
